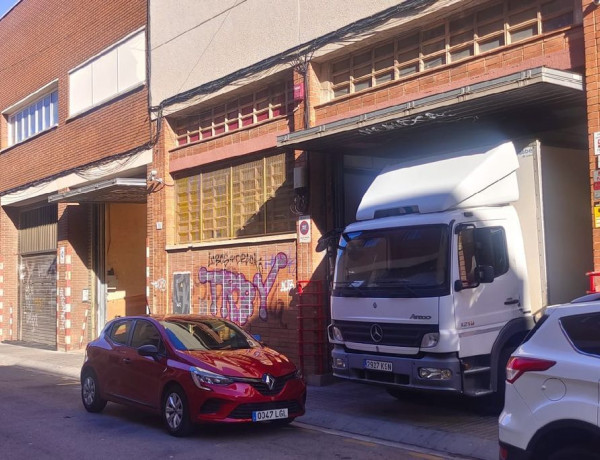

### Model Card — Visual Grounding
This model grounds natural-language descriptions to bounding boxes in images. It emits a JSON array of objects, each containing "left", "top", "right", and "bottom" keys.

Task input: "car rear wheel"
[
  {"left": 81, "top": 370, "right": 107, "bottom": 413},
  {"left": 163, "top": 385, "right": 193, "bottom": 437}
]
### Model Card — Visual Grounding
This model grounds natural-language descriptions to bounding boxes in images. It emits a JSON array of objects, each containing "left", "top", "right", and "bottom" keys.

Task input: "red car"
[{"left": 80, "top": 315, "right": 306, "bottom": 436}]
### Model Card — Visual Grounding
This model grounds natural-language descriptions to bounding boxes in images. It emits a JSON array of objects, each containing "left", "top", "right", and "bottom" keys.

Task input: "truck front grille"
[{"left": 333, "top": 320, "right": 438, "bottom": 347}]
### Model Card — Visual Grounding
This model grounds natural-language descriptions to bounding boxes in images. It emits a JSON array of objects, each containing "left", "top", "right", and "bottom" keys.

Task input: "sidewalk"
[{"left": 0, "top": 342, "right": 496, "bottom": 460}]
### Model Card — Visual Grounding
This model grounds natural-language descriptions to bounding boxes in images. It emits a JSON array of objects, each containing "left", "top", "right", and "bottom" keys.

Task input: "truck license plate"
[
  {"left": 364, "top": 359, "right": 393, "bottom": 372},
  {"left": 252, "top": 408, "right": 288, "bottom": 422}
]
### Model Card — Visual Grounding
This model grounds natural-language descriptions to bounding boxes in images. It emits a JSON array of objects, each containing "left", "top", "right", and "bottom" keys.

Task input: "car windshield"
[
  {"left": 333, "top": 224, "right": 450, "bottom": 297},
  {"left": 160, "top": 318, "right": 259, "bottom": 351}
]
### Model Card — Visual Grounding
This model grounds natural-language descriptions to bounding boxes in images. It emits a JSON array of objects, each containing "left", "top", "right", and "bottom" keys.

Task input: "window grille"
[
  {"left": 329, "top": 0, "right": 576, "bottom": 99},
  {"left": 176, "top": 153, "right": 295, "bottom": 243},
  {"left": 173, "top": 80, "right": 295, "bottom": 147},
  {"left": 8, "top": 91, "right": 58, "bottom": 146}
]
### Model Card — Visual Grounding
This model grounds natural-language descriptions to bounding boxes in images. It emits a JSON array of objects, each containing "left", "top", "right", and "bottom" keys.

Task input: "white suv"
[{"left": 498, "top": 297, "right": 600, "bottom": 460}]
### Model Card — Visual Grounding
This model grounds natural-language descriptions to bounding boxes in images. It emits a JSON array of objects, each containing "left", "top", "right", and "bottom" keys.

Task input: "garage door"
[{"left": 20, "top": 253, "right": 57, "bottom": 347}]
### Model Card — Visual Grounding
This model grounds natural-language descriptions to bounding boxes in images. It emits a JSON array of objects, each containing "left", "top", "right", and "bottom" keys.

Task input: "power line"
[{"left": 151, "top": 0, "right": 248, "bottom": 51}]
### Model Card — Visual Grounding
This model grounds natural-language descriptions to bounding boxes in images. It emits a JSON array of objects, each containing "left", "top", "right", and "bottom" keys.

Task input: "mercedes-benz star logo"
[
  {"left": 370, "top": 324, "right": 383, "bottom": 343},
  {"left": 262, "top": 373, "right": 275, "bottom": 391}
]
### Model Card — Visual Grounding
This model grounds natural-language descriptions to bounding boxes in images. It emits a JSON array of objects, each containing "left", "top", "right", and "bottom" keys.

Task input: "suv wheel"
[{"left": 547, "top": 445, "right": 599, "bottom": 460}]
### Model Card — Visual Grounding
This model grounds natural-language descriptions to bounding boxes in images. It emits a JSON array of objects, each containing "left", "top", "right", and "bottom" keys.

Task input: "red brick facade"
[
  {"left": 2, "top": 0, "right": 600, "bottom": 373},
  {"left": 584, "top": 0, "right": 600, "bottom": 276},
  {"left": 0, "top": 0, "right": 149, "bottom": 350}
]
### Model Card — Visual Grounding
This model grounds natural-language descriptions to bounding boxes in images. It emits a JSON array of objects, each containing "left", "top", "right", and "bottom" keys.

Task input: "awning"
[
  {"left": 277, "top": 67, "right": 585, "bottom": 152},
  {"left": 48, "top": 178, "right": 148, "bottom": 203}
]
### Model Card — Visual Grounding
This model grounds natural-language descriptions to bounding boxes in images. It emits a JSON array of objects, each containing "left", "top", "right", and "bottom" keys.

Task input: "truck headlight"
[
  {"left": 330, "top": 326, "right": 343, "bottom": 341},
  {"left": 419, "top": 367, "right": 452, "bottom": 380},
  {"left": 420, "top": 332, "right": 439, "bottom": 348},
  {"left": 190, "top": 367, "right": 233, "bottom": 390}
]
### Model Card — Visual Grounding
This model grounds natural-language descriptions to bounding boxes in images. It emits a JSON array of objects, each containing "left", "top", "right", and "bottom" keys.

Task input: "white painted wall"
[{"left": 149, "top": 0, "right": 462, "bottom": 109}]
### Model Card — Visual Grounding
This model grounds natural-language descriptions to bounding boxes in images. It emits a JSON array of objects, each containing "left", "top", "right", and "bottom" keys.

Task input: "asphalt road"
[{"left": 0, "top": 363, "right": 463, "bottom": 460}]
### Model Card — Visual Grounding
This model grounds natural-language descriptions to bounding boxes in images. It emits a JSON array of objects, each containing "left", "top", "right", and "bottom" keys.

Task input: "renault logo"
[
  {"left": 370, "top": 324, "right": 383, "bottom": 343},
  {"left": 262, "top": 373, "right": 275, "bottom": 390}
]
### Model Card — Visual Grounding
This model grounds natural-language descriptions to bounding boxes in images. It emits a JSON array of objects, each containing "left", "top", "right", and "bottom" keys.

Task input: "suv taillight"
[{"left": 506, "top": 356, "right": 556, "bottom": 384}]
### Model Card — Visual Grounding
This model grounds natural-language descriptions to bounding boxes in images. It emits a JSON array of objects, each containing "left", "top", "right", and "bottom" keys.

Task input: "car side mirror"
[
  {"left": 138, "top": 344, "right": 160, "bottom": 360},
  {"left": 475, "top": 265, "right": 495, "bottom": 284}
]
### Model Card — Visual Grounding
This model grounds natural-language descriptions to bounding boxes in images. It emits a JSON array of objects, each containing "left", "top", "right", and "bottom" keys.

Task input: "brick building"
[
  {"left": 0, "top": 0, "right": 150, "bottom": 350},
  {"left": 2, "top": 0, "right": 600, "bottom": 383},
  {"left": 147, "top": 0, "right": 597, "bottom": 377}
]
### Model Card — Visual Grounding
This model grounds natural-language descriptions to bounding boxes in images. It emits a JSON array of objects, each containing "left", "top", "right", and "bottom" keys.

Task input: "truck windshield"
[{"left": 333, "top": 224, "right": 450, "bottom": 298}]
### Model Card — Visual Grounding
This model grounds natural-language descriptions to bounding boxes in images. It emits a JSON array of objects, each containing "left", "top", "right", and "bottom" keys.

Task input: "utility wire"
[{"left": 151, "top": 0, "right": 248, "bottom": 51}]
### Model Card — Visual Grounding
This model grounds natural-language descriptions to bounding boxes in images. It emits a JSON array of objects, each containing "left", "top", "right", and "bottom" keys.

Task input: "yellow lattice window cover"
[
  {"left": 329, "top": 0, "right": 577, "bottom": 99},
  {"left": 176, "top": 153, "right": 295, "bottom": 243}
]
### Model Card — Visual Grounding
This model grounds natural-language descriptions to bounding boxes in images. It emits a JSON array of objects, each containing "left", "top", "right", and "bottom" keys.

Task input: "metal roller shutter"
[{"left": 20, "top": 253, "right": 57, "bottom": 347}]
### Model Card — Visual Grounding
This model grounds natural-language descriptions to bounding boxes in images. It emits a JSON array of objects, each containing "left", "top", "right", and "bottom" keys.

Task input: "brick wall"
[
  {"left": 0, "top": 0, "right": 149, "bottom": 193},
  {"left": 314, "top": 28, "right": 583, "bottom": 125},
  {"left": 0, "top": 207, "right": 18, "bottom": 341},
  {"left": 165, "top": 241, "right": 300, "bottom": 361},
  {"left": 583, "top": 0, "right": 600, "bottom": 278},
  {"left": 57, "top": 203, "right": 92, "bottom": 350}
]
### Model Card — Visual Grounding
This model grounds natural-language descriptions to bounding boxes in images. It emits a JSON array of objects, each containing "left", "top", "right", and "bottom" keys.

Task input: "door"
[
  {"left": 119, "top": 319, "right": 166, "bottom": 409},
  {"left": 454, "top": 220, "right": 523, "bottom": 358},
  {"left": 20, "top": 253, "right": 57, "bottom": 347},
  {"left": 103, "top": 318, "right": 134, "bottom": 399}
]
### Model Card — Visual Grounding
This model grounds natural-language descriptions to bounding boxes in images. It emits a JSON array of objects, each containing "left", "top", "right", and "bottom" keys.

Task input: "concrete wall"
[{"left": 149, "top": 0, "right": 457, "bottom": 107}]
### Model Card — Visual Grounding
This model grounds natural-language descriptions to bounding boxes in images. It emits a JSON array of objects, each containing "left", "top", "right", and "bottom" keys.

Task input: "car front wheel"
[
  {"left": 163, "top": 385, "right": 193, "bottom": 437},
  {"left": 81, "top": 370, "right": 107, "bottom": 413}
]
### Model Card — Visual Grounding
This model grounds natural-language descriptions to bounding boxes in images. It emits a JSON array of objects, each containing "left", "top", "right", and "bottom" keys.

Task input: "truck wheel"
[
  {"left": 474, "top": 347, "right": 513, "bottom": 415},
  {"left": 494, "top": 347, "right": 514, "bottom": 409}
]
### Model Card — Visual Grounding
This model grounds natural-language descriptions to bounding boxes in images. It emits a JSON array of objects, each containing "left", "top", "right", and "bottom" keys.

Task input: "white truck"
[{"left": 326, "top": 140, "right": 592, "bottom": 402}]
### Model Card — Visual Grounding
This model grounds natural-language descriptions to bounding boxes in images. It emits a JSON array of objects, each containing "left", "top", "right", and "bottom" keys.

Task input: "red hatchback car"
[{"left": 80, "top": 315, "right": 306, "bottom": 436}]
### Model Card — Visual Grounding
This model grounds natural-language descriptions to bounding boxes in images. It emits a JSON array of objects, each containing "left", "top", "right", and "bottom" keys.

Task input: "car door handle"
[
  {"left": 122, "top": 358, "right": 131, "bottom": 364},
  {"left": 504, "top": 298, "right": 520, "bottom": 305}
]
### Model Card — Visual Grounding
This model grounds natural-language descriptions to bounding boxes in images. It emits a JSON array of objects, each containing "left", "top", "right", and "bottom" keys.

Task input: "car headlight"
[{"left": 190, "top": 367, "right": 233, "bottom": 390}]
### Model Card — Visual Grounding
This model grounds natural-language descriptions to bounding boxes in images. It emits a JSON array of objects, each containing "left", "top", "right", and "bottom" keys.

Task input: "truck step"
[
  {"left": 463, "top": 366, "right": 491, "bottom": 376},
  {"left": 473, "top": 389, "right": 494, "bottom": 397}
]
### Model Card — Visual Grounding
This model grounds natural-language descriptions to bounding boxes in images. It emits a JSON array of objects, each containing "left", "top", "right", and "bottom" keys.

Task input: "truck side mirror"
[
  {"left": 475, "top": 265, "right": 495, "bottom": 283},
  {"left": 316, "top": 228, "right": 343, "bottom": 253}
]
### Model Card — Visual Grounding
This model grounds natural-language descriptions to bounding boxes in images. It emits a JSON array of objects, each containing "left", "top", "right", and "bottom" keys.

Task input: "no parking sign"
[{"left": 298, "top": 215, "right": 311, "bottom": 243}]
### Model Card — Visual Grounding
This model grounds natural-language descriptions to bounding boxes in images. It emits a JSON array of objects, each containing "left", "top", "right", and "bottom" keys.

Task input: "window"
[
  {"left": 6, "top": 88, "right": 58, "bottom": 147},
  {"left": 131, "top": 320, "right": 162, "bottom": 350},
  {"left": 108, "top": 320, "right": 133, "bottom": 345},
  {"left": 175, "top": 152, "right": 295, "bottom": 243},
  {"left": 172, "top": 80, "right": 295, "bottom": 147},
  {"left": 69, "top": 29, "right": 145, "bottom": 116},
  {"left": 333, "top": 225, "right": 450, "bottom": 298},
  {"left": 457, "top": 226, "right": 509, "bottom": 288},
  {"left": 560, "top": 313, "right": 600, "bottom": 357},
  {"left": 329, "top": 0, "right": 577, "bottom": 98}
]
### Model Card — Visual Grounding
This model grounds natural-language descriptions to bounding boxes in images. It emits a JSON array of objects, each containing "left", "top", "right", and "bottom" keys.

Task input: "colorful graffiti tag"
[{"left": 198, "top": 252, "right": 290, "bottom": 325}]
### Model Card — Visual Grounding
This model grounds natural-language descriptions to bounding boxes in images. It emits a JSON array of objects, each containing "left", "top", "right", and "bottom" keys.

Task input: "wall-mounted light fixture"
[{"left": 148, "top": 169, "right": 163, "bottom": 184}]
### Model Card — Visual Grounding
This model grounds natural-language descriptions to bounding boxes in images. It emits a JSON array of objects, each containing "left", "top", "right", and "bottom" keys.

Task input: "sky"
[{"left": 0, "top": 0, "right": 18, "bottom": 19}]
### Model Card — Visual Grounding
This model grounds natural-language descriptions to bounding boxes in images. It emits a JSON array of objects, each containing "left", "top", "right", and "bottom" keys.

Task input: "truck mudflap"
[{"left": 331, "top": 347, "right": 463, "bottom": 392}]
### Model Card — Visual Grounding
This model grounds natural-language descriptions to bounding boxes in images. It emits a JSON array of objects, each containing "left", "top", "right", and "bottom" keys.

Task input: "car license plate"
[
  {"left": 252, "top": 408, "right": 288, "bottom": 422},
  {"left": 364, "top": 359, "right": 393, "bottom": 372}
]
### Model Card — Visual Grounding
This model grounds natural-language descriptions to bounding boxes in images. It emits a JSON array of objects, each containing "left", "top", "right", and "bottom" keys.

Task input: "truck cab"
[{"left": 328, "top": 141, "right": 534, "bottom": 398}]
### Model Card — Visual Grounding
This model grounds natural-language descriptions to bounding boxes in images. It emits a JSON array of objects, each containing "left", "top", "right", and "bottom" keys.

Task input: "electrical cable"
[{"left": 2, "top": 0, "right": 433, "bottom": 198}]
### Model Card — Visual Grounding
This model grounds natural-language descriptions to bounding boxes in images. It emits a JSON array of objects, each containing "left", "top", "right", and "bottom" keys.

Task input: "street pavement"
[{"left": 0, "top": 342, "right": 497, "bottom": 460}]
